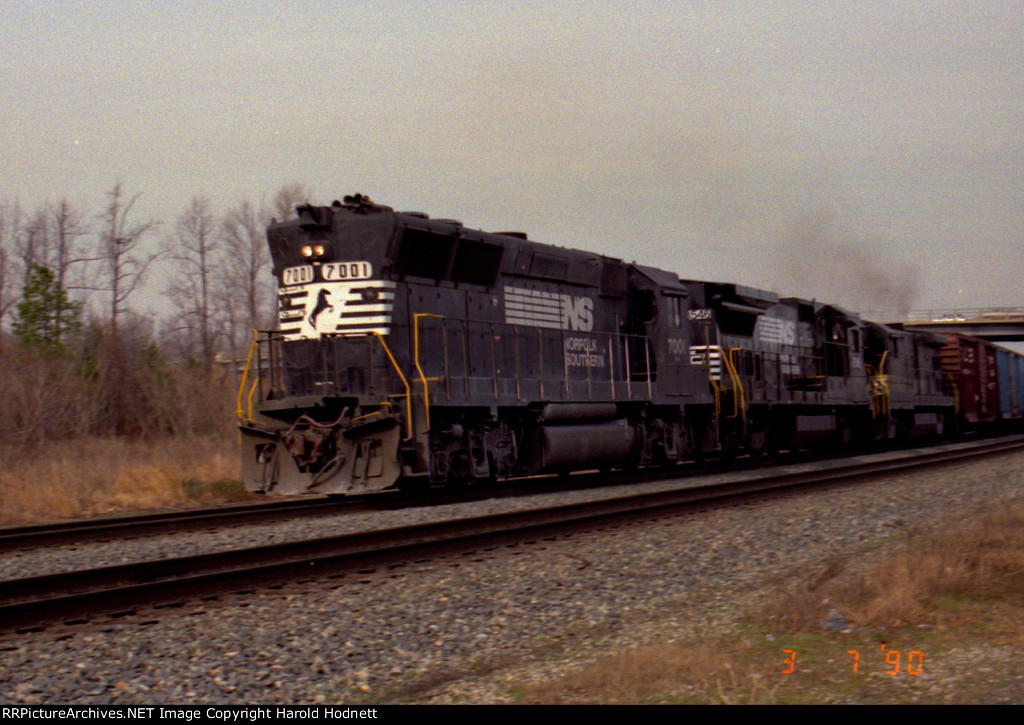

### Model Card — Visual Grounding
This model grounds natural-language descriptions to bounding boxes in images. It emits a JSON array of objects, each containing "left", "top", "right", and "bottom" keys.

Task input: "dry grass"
[
  {"left": 0, "top": 434, "right": 255, "bottom": 525},
  {"left": 0, "top": 340, "right": 252, "bottom": 524},
  {"left": 516, "top": 499, "right": 1024, "bottom": 704},
  {"left": 767, "top": 504, "right": 1024, "bottom": 631},
  {"left": 519, "top": 641, "right": 775, "bottom": 704}
]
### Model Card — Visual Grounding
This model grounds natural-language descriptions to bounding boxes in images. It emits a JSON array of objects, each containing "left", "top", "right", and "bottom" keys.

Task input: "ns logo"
[
  {"left": 561, "top": 295, "right": 594, "bottom": 332},
  {"left": 504, "top": 285, "right": 594, "bottom": 332}
]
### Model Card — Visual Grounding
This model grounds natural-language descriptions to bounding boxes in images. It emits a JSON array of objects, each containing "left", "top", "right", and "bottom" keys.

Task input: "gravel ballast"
[{"left": 2, "top": 449, "right": 1023, "bottom": 704}]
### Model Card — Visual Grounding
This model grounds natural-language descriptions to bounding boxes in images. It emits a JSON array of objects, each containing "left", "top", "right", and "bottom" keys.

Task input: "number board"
[
  {"left": 323, "top": 261, "right": 372, "bottom": 281},
  {"left": 282, "top": 265, "right": 314, "bottom": 285}
]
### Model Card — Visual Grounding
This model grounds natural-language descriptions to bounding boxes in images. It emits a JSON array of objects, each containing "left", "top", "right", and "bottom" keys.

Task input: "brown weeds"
[
  {"left": 517, "top": 500, "right": 1024, "bottom": 704},
  {"left": 769, "top": 503, "right": 1024, "bottom": 631},
  {"left": 520, "top": 641, "right": 772, "bottom": 704},
  {"left": 0, "top": 339, "right": 256, "bottom": 523},
  {"left": 0, "top": 434, "right": 248, "bottom": 524}
]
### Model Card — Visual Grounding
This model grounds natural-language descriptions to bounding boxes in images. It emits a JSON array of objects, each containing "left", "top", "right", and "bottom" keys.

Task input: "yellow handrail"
[
  {"left": 701, "top": 345, "right": 722, "bottom": 416},
  {"left": 870, "top": 351, "right": 891, "bottom": 416},
  {"left": 236, "top": 331, "right": 258, "bottom": 424},
  {"left": 246, "top": 377, "right": 260, "bottom": 423},
  {"left": 727, "top": 347, "right": 747, "bottom": 422},
  {"left": 372, "top": 331, "right": 413, "bottom": 439},
  {"left": 414, "top": 313, "right": 444, "bottom": 431}
]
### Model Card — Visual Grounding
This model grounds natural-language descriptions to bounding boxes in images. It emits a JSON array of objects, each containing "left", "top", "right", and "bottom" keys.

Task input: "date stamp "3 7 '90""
[{"left": 782, "top": 645, "right": 924, "bottom": 676}]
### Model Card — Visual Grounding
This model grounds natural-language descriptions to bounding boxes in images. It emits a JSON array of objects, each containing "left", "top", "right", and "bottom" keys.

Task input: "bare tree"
[
  {"left": 0, "top": 200, "right": 23, "bottom": 354},
  {"left": 16, "top": 206, "right": 49, "bottom": 288},
  {"left": 92, "top": 182, "right": 159, "bottom": 435},
  {"left": 220, "top": 199, "right": 272, "bottom": 363},
  {"left": 46, "top": 198, "right": 92, "bottom": 344},
  {"left": 1, "top": 199, "right": 93, "bottom": 350},
  {"left": 96, "top": 182, "right": 159, "bottom": 338},
  {"left": 168, "top": 195, "right": 220, "bottom": 370},
  {"left": 49, "top": 198, "right": 91, "bottom": 283}
]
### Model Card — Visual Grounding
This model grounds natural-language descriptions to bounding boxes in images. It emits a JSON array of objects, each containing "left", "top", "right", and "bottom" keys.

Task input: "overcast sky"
[{"left": 3, "top": 0, "right": 1023, "bottom": 317}]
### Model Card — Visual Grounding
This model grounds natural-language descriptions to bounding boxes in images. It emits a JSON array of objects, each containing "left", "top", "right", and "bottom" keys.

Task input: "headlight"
[
  {"left": 313, "top": 244, "right": 325, "bottom": 257},
  {"left": 301, "top": 245, "right": 314, "bottom": 258}
]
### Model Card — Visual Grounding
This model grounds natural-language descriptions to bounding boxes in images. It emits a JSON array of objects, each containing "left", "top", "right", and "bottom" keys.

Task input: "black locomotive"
[{"left": 239, "top": 194, "right": 956, "bottom": 495}]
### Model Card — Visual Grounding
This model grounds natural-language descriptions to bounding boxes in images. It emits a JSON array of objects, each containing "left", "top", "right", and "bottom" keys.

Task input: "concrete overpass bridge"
[{"left": 865, "top": 307, "right": 1024, "bottom": 343}]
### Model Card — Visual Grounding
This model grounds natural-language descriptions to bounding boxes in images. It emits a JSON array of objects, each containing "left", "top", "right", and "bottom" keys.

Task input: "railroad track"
[
  {"left": 0, "top": 444, "right": 865, "bottom": 551},
  {"left": 0, "top": 496, "right": 350, "bottom": 552},
  {"left": 3, "top": 433, "right": 1022, "bottom": 636}
]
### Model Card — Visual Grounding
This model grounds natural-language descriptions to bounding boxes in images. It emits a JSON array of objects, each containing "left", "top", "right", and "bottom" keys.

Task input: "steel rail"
[
  {"left": 4, "top": 431, "right": 1022, "bottom": 552},
  {"left": 0, "top": 463, "right": 709, "bottom": 552},
  {"left": 0, "top": 496, "right": 352, "bottom": 552},
  {"left": 2, "top": 434, "right": 1023, "bottom": 635}
]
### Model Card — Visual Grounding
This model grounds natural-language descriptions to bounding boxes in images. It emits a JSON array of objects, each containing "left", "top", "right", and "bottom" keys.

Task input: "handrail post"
[
  {"left": 513, "top": 325, "right": 521, "bottom": 401},
  {"left": 607, "top": 330, "right": 615, "bottom": 401},
  {"left": 726, "top": 347, "right": 746, "bottom": 422},
  {"left": 372, "top": 331, "right": 412, "bottom": 439},
  {"left": 414, "top": 313, "right": 444, "bottom": 431},
  {"left": 489, "top": 321, "right": 499, "bottom": 400},
  {"left": 561, "top": 329, "right": 569, "bottom": 398},
  {"left": 538, "top": 328, "right": 545, "bottom": 400},
  {"left": 625, "top": 334, "right": 632, "bottom": 399},
  {"left": 644, "top": 337, "right": 653, "bottom": 399},
  {"left": 442, "top": 317, "right": 451, "bottom": 401},
  {"left": 586, "top": 334, "right": 592, "bottom": 400},
  {"left": 462, "top": 320, "right": 471, "bottom": 400},
  {"left": 367, "top": 334, "right": 375, "bottom": 397}
]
